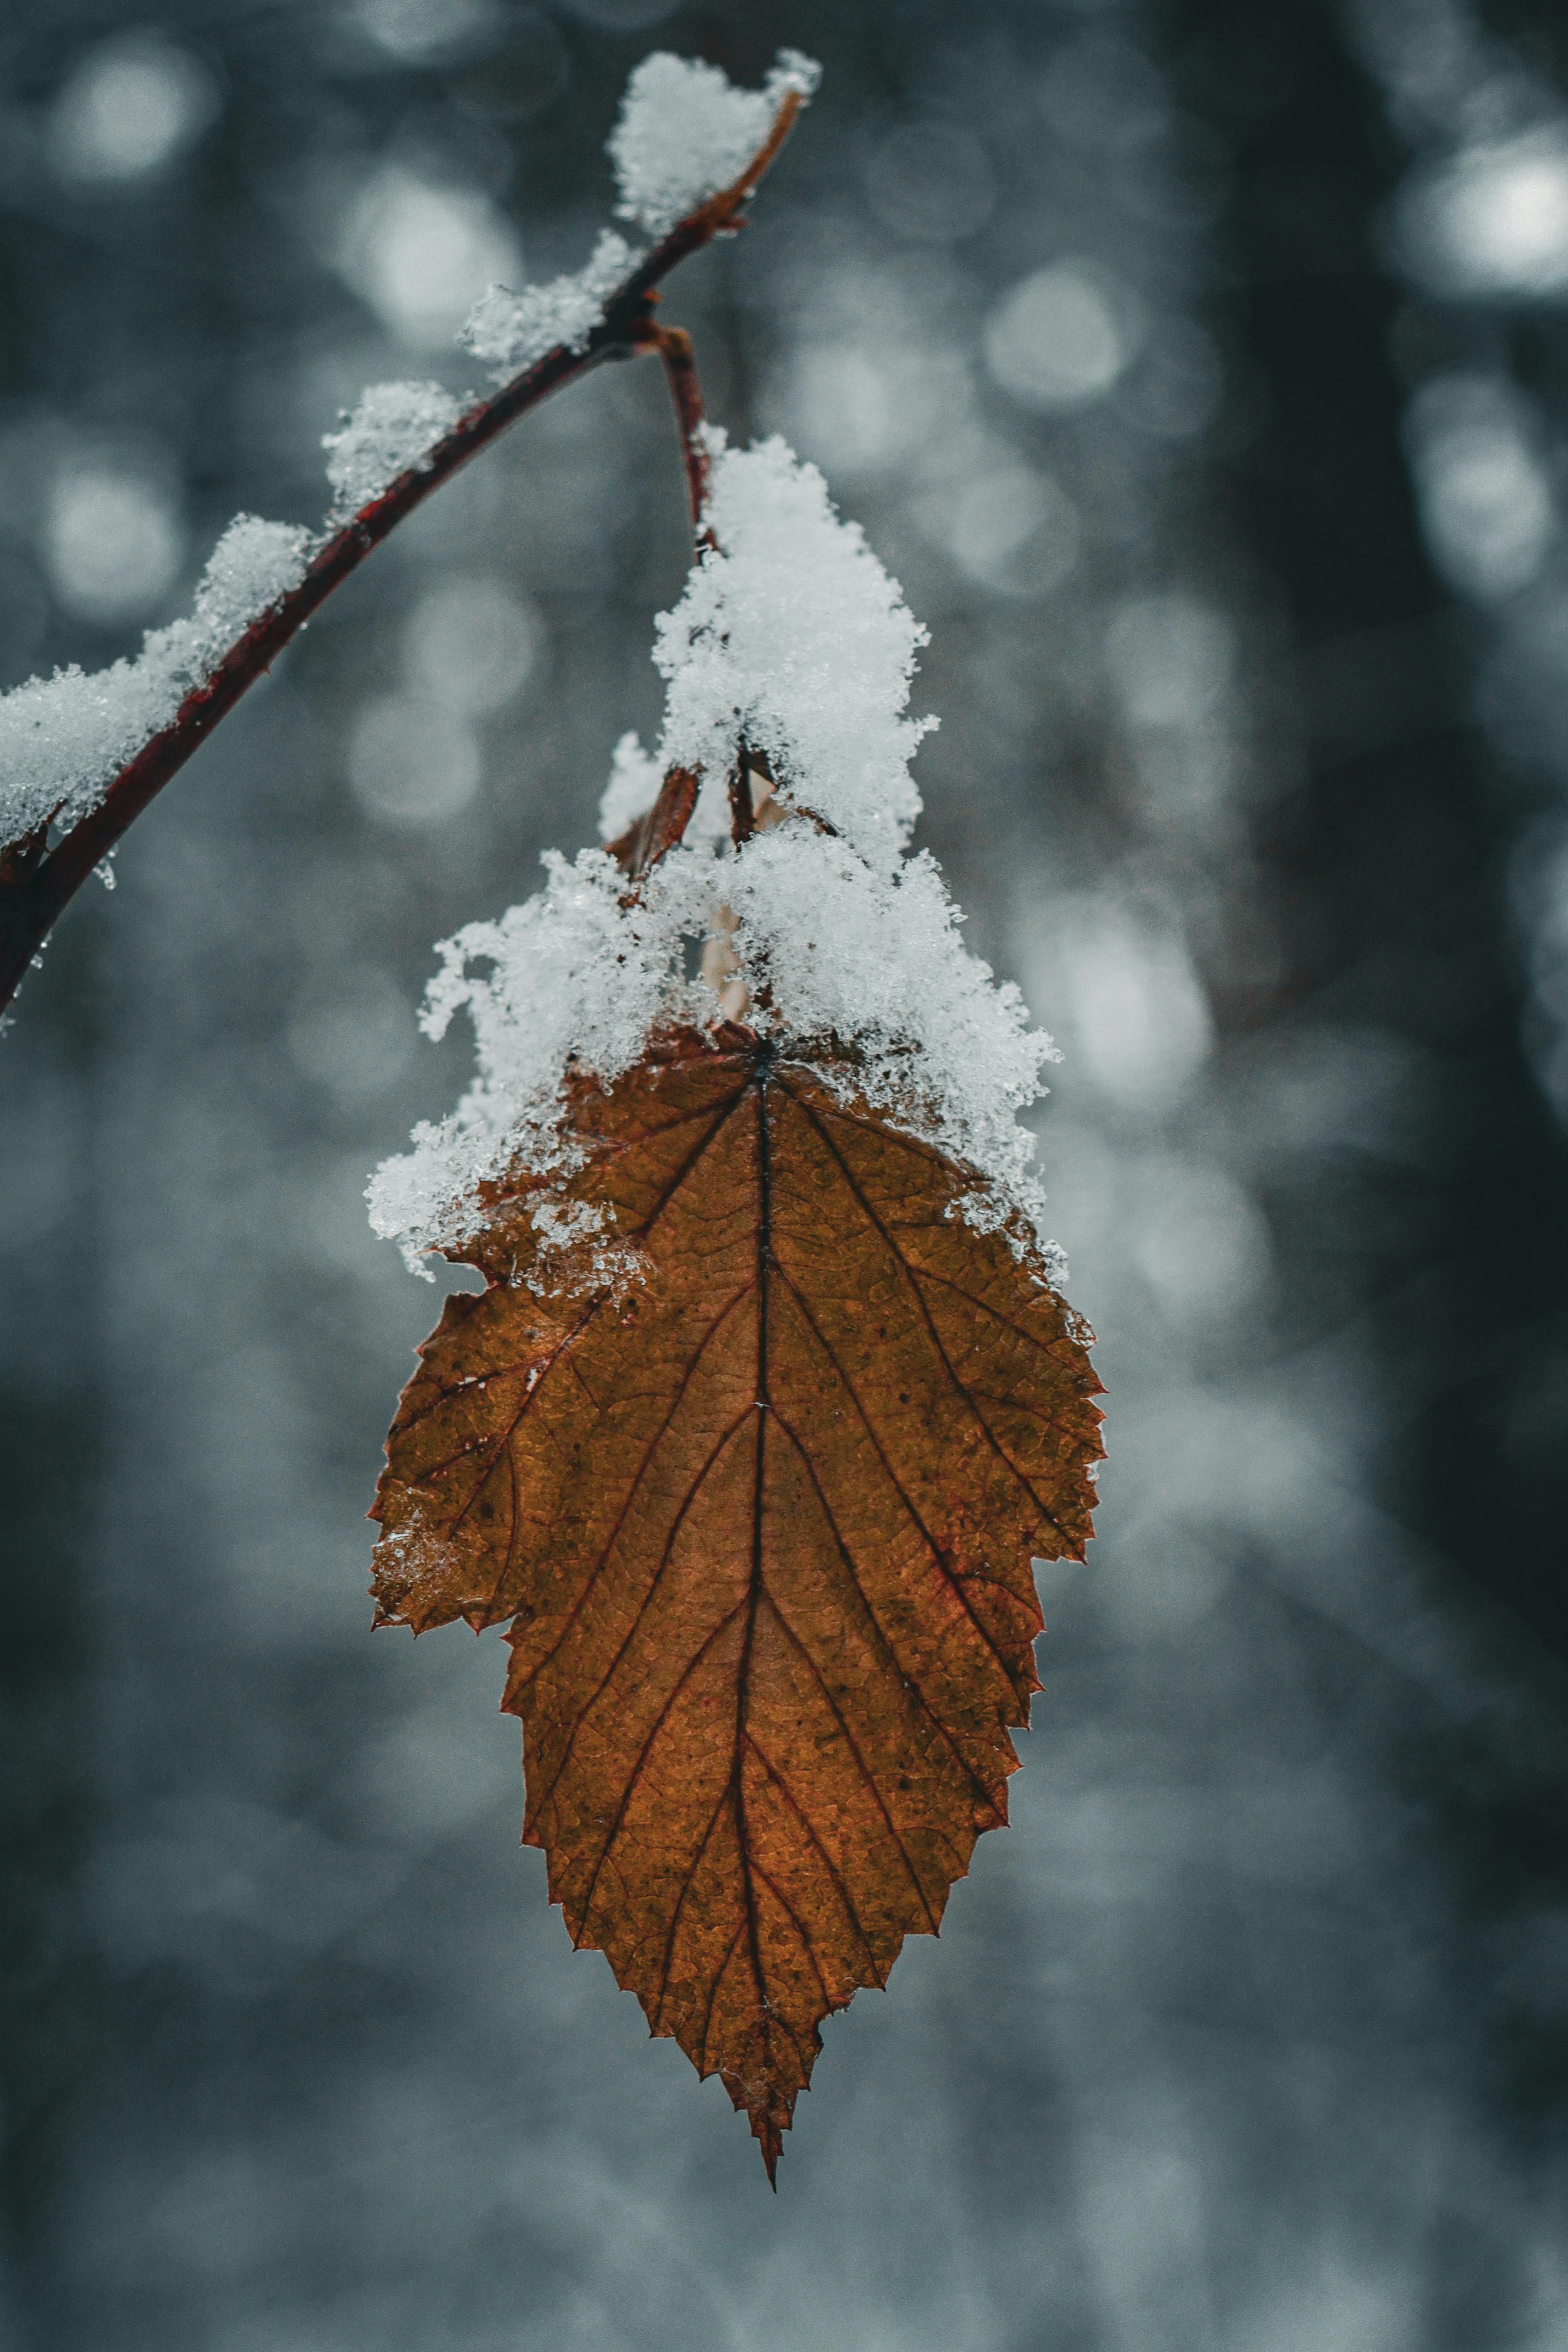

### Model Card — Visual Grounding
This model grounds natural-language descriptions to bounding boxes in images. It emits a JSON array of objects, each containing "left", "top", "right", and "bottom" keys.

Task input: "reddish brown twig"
[
  {"left": 644, "top": 326, "right": 717, "bottom": 549},
  {"left": 0, "top": 87, "right": 806, "bottom": 1020}
]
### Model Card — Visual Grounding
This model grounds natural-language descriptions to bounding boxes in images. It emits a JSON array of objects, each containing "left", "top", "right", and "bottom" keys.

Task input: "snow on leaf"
[
  {"left": 367, "top": 817, "right": 1065, "bottom": 1282},
  {"left": 603, "top": 763, "right": 700, "bottom": 886},
  {"left": 596, "top": 729, "right": 662, "bottom": 843},
  {"left": 705, "top": 826, "right": 1065, "bottom": 1263},
  {"left": 371, "top": 1027, "right": 1103, "bottom": 2179},
  {"left": 366, "top": 841, "right": 700, "bottom": 1278},
  {"left": 370, "top": 432, "right": 1061, "bottom": 1280}
]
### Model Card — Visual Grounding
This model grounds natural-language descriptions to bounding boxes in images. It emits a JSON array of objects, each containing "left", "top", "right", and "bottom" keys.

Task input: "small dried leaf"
[
  {"left": 372, "top": 1027, "right": 1101, "bottom": 2178},
  {"left": 605, "top": 763, "right": 699, "bottom": 881}
]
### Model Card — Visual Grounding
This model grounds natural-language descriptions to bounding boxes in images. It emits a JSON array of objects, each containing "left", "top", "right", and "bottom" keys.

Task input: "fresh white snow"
[
  {"left": 460, "top": 230, "right": 634, "bottom": 384},
  {"left": 596, "top": 730, "right": 661, "bottom": 841},
  {"left": 0, "top": 47, "right": 820, "bottom": 867},
  {"left": 0, "top": 515, "right": 313, "bottom": 851},
  {"left": 370, "top": 431, "right": 1065, "bottom": 1286},
  {"left": 323, "top": 380, "right": 464, "bottom": 520},
  {"left": 655, "top": 429, "right": 935, "bottom": 867},
  {"left": 458, "top": 48, "right": 823, "bottom": 384},
  {"left": 0, "top": 375, "right": 472, "bottom": 857},
  {"left": 609, "top": 49, "right": 820, "bottom": 241}
]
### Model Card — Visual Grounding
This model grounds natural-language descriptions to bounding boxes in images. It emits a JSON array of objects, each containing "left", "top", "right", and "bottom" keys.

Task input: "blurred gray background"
[{"left": 4, "top": 0, "right": 1568, "bottom": 2344}]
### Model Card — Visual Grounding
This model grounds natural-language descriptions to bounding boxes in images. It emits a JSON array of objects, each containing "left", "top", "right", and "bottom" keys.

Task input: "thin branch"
[
  {"left": 605, "top": 323, "right": 718, "bottom": 887},
  {"left": 645, "top": 326, "right": 717, "bottom": 549},
  {"left": 0, "top": 88, "right": 806, "bottom": 1019}
]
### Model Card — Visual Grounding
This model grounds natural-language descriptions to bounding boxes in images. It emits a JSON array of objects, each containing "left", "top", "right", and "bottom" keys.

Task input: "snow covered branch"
[{"left": 0, "top": 48, "right": 818, "bottom": 1019}]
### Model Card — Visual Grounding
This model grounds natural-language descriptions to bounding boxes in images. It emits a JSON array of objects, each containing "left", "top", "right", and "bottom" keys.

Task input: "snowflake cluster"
[{"left": 459, "top": 230, "right": 635, "bottom": 384}]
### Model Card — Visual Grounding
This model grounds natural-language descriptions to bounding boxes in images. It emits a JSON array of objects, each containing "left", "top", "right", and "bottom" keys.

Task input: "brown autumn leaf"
[
  {"left": 604, "top": 763, "right": 699, "bottom": 882},
  {"left": 370, "top": 1025, "right": 1103, "bottom": 2179}
]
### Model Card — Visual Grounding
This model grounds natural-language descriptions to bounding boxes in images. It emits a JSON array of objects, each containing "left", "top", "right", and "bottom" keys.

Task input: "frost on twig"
[
  {"left": 455, "top": 42, "right": 822, "bottom": 377},
  {"left": 369, "top": 436, "right": 1064, "bottom": 1286},
  {"left": 0, "top": 375, "right": 470, "bottom": 854}
]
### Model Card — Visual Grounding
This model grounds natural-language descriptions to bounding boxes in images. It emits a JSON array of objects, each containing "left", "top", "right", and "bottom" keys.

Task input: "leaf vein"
[
  {"left": 789, "top": 1092, "right": 1075, "bottom": 1551},
  {"left": 746, "top": 1853, "right": 831, "bottom": 2018},
  {"left": 772, "top": 1265, "right": 1022, "bottom": 1695},
  {"left": 652, "top": 1784, "right": 733, "bottom": 2030},
  {"left": 762, "top": 1595, "right": 942, "bottom": 1933},
  {"left": 700, "top": 1918, "right": 750, "bottom": 2075},
  {"left": 569, "top": 1596, "right": 747, "bottom": 1939},
  {"left": 515, "top": 1272, "right": 756, "bottom": 1686},
  {"left": 745, "top": 1734, "right": 884, "bottom": 1981},
  {"left": 521, "top": 1400, "right": 756, "bottom": 1831},
  {"left": 423, "top": 1084, "right": 750, "bottom": 1534},
  {"left": 767, "top": 1406, "right": 1006, "bottom": 1827}
]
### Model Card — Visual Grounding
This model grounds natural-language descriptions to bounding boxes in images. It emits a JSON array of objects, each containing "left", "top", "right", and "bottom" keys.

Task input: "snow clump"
[
  {"left": 365, "top": 845, "right": 694, "bottom": 1272},
  {"left": 323, "top": 381, "right": 464, "bottom": 520},
  {"left": 460, "top": 230, "right": 635, "bottom": 383},
  {"left": 369, "top": 432, "right": 1065, "bottom": 1284},
  {"left": 655, "top": 428, "right": 934, "bottom": 867},
  {"left": 609, "top": 50, "right": 821, "bottom": 241},
  {"left": 0, "top": 515, "right": 314, "bottom": 851}
]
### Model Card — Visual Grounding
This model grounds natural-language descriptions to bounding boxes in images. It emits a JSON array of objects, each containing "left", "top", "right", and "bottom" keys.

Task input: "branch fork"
[{"left": 0, "top": 85, "right": 807, "bottom": 1019}]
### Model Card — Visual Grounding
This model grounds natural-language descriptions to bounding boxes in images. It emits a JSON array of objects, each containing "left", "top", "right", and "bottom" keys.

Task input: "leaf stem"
[
  {"left": 644, "top": 326, "right": 717, "bottom": 550},
  {"left": 0, "top": 91, "right": 806, "bottom": 1020}
]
